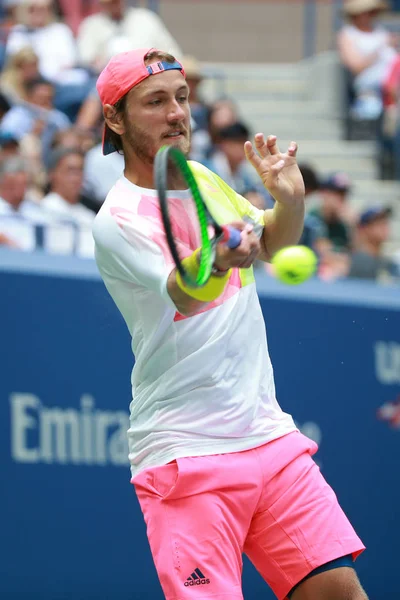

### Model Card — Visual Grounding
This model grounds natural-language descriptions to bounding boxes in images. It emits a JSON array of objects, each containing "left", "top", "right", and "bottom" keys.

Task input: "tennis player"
[{"left": 93, "top": 48, "right": 367, "bottom": 600}]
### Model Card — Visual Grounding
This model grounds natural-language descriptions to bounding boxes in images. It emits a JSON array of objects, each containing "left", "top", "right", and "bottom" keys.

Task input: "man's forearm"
[
  {"left": 167, "top": 265, "right": 231, "bottom": 317},
  {"left": 167, "top": 270, "right": 210, "bottom": 317},
  {"left": 261, "top": 199, "right": 305, "bottom": 260}
]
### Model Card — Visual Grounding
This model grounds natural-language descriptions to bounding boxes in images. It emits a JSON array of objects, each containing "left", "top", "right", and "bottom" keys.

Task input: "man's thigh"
[
  {"left": 133, "top": 453, "right": 260, "bottom": 600},
  {"left": 244, "top": 433, "right": 365, "bottom": 600}
]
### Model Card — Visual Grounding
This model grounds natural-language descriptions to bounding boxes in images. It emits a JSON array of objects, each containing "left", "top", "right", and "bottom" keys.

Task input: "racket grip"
[{"left": 223, "top": 226, "right": 242, "bottom": 249}]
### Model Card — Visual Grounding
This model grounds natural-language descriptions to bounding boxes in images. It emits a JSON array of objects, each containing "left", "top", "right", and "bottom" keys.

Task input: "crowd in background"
[
  {"left": 338, "top": 0, "right": 400, "bottom": 178},
  {"left": 0, "top": 0, "right": 399, "bottom": 285}
]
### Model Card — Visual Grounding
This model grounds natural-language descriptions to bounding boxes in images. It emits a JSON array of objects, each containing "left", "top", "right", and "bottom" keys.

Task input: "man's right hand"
[{"left": 214, "top": 220, "right": 261, "bottom": 271}]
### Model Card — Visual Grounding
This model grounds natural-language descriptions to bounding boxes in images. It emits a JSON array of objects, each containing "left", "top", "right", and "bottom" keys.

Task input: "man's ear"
[{"left": 103, "top": 103, "right": 126, "bottom": 135}]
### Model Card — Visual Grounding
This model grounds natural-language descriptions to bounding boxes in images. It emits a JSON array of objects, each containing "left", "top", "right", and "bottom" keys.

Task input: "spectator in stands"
[
  {"left": 51, "top": 126, "right": 96, "bottom": 155},
  {"left": 0, "top": 1, "right": 20, "bottom": 70},
  {"left": 208, "top": 98, "right": 239, "bottom": 144},
  {"left": 0, "top": 156, "right": 45, "bottom": 250},
  {"left": 6, "top": 0, "right": 78, "bottom": 84},
  {"left": 77, "top": 0, "right": 183, "bottom": 73},
  {"left": 42, "top": 147, "right": 93, "bottom": 223},
  {"left": 349, "top": 205, "right": 399, "bottom": 280},
  {"left": 56, "top": 0, "right": 98, "bottom": 36},
  {"left": 0, "top": 47, "right": 40, "bottom": 104},
  {"left": 183, "top": 55, "right": 209, "bottom": 133},
  {"left": 337, "top": 0, "right": 398, "bottom": 119},
  {"left": 204, "top": 121, "right": 273, "bottom": 210},
  {"left": 191, "top": 97, "right": 239, "bottom": 163},
  {"left": 82, "top": 141, "right": 124, "bottom": 209},
  {"left": 0, "top": 76, "right": 70, "bottom": 161},
  {"left": 298, "top": 164, "right": 329, "bottom": 252},
  {"left": 75, "top": 86, "right": 102, "bottom": 131},
  {"left": 0, "top": 132, "right": 20, "bottom": 161},
  {"left": 0, "top": 91, "right": 11, "bottom": 120},
  {"left": 41, "top": 147, "right": 95, "bottom": 256},
  {"left": 310, "top": 172, "right": 354, "bottom": 252},
  {"left": 5, "top": 0, "right": 95, "bottom": 120},
  {"left": 304, "top": 171, "right": 355, "bottom": 280}
]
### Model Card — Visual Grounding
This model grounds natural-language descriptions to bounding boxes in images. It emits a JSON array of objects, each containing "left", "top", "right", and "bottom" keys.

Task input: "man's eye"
[
  {"left": 179, "top": 96, "right": 188, "bottom": 103},
  {"left": 149, "top": 99, "right": 161, "bottom": 106}
]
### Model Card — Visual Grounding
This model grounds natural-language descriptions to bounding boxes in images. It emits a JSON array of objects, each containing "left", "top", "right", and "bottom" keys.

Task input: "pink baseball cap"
[{"left": 96, "top": 48, "right": 185, "bottom": 155}]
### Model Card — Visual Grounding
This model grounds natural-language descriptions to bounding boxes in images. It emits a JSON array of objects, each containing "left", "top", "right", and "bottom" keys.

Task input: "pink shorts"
[{"left": 132, "top": 432, "right": 365, "bottom": 600}]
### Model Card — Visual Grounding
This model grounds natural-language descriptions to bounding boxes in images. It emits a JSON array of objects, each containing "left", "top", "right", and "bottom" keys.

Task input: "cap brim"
[
  {"left": 360, "top": 206, "right": 393, "bottom": 225},
  {"left": 102, "top": 124, "right": 118, "bottom": 156}
]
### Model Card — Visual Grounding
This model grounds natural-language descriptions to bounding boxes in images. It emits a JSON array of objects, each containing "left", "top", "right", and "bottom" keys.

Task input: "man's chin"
[{"left": 161, "top": 135, "right": 191, "bottom": 156}]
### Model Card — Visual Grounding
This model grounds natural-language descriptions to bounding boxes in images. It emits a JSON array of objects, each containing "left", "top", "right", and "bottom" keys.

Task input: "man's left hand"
[{"left": 244, "top": 134, "right": 305, "bottom": 206}]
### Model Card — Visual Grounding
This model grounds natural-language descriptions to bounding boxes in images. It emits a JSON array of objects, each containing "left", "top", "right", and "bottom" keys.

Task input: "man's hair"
[
  {"left": 0, "top": 92, "right": 11, "bottom": 115},
  {"left": 48, "top": 147, "right": 85, "bottom": 172},
  {"left": 298, "top": 163, "right": 319, "bottom": 194},
  {"left": 0, "top": 156, "right": 28, "bottom": 179},
  {"left": 25, "top": 76, "right": 53, "bottom": 95},
  {"left": 106, "top": 50, "right": 177, "bottom": 155},
  {"left": 218, "top": 121, "right": 250, "bottom": 141}
]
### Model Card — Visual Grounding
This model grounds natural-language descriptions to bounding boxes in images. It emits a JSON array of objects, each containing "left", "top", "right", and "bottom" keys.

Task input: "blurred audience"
[
  {"left": 42, "top": 147, "right": 93, "bottom": 223},
  {"left": 6, "top": 0, "right": 78, "bottom": 84},
  {"left": 203, "top": 121, "right": 273, "bottom": 209},
  {"left": 0, "top": 155, "right": 45, "bottom": 250},
  {"left": 51, "top": 126, "right": 96, "bottom": 155},
  {"left": 0, "top": 1, "right": 397, "bottom": 282},
  {"left": 184, "top": 55, "right": 209, "bottom": 133},
  {"left": 82, "top": 141, "right": 123, "bottom": 209},
  {"left": 191, "top": 97, "right": 239, "bottom": 163},
  {"left": 76, "top": 0, "right": 182, "bottom": 73},
  {"left": 0, "top": 75, "right": 70, "bottom": 161},
  {"left": 0, "top": 91, "right": 11, "bottom": 119},
  {"left": 5, "top": 0, "right": 95, "bottom": 119},
  {"left": 338, "top": 0, "right": 397, "bottom": 119},
  {"left": 0, "top": 46, "right": 39, "bottom": 103},
  {"left": 299, "top": 164, "right": 330, "bottom": 253},
  {"left": 41, "top": 147, "right": 95, "bottom": 257},
  {"left": 349, "top": 206, "right": 399, "bottom": 280},
  {"left": 0, "top": 131, "right": 20, "bottom": 161},
  {"left": 310, "top": 172, "right": 354, "bottom": 252}
]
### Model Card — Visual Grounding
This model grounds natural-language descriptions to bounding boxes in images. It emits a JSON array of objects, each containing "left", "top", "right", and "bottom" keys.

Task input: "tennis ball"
[{"left": 271, "top": 245, "right": 317, "bottom": 285}]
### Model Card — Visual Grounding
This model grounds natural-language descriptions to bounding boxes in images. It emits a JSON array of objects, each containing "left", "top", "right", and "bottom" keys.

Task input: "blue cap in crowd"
[
  {"left": 0, "top": 132, "right": 19, "bottom": 148},
  {"left": 359, "top": 206, "right": 392, "bottom": 226},
  {"left": 320, "top": 172, "right": 351, "bottom": 194}
]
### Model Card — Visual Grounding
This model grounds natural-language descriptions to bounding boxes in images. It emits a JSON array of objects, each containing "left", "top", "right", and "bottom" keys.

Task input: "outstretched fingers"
[
  {"left": 287, "top": 141, "right": 298, "bottom": 158},
  {"left": 244, "top": 140, "right": 262, "bottom": 169}
]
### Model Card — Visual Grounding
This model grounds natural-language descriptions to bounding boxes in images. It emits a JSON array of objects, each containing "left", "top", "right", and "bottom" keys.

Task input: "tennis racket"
[{"left": 154, "top": 145, "right": 242, "bottom": 287}]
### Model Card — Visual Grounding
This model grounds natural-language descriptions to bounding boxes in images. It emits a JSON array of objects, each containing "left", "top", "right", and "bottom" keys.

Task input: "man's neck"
[
  {"left": 359, "top": 240, "right": 381, "bottom": 257},
  {"left": 0, "top": 193, "right": 23, "bottom": 211},
  {"left": 124, "top": 159, "right": 187, "bottom": 191},
  {"left": 52, "top": 189, "right": 79, "bottom": 205}
]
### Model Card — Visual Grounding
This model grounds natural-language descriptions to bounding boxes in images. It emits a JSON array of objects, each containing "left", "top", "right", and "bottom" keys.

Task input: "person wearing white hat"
[
  {"left": 338, "top": 0, "right": 398, "bottom": 119},
  {"left": 76, "top": 0, "right": 183, "bottom": 73}
]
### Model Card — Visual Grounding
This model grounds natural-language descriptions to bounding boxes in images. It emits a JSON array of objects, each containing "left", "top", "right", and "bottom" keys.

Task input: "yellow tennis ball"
[{"left": 271, "top": 245, "right": 317, "bottom": 285}]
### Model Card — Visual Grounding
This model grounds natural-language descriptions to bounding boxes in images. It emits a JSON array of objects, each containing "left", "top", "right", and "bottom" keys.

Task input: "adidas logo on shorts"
[{"left": 184, "top": 567, "right": 210, "bottom": 586}]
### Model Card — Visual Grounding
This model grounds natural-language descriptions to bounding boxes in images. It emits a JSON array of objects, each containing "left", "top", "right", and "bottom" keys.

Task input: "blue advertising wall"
[{"left": 1, "top": 249, "right": 399, "bottom": 600}]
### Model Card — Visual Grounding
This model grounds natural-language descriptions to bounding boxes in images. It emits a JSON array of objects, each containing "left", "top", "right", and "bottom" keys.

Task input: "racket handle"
[{"left": 222, "top": 226, "right": 242, "bottom": 249}]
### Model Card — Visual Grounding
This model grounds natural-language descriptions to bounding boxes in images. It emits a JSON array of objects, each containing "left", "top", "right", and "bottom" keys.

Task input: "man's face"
[
  {"left": 20, "top": 58, "right": 39, "bottom": 83},
  {"left": 51, "top": 153, "right": 84, "bottom": 200},
  {"left": 1, "top": 171, "right": 28, "bottom": 208},
  {"left": 320, "top": 189, "right": 346, "bottom": 219},
  {"left": 220, "top": 139, "right": 245, "bottom": 169},
  {"left": 364, "top": 216, "right": 390, "bottom": 245},
  {"left": 121, "top": 70, "right": 191, "bottom": 163},
  {"left": 27, "top": 1, "right": 51, "bottom": 29},
  {"left": 30, "top": 83, "right": 54, "bottom": 110}
]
